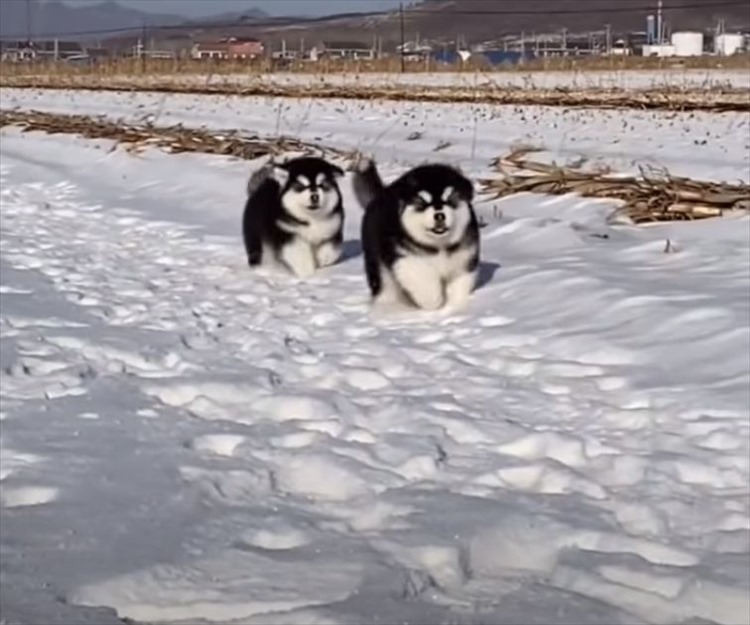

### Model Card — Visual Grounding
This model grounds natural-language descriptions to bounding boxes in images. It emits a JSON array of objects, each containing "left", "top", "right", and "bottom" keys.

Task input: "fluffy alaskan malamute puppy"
[
  {"left": 242, "top": 156, "right": 345, "bottom": 278},
  {"left": 353, "top": 157, "right": 480, "bottom": 312}
]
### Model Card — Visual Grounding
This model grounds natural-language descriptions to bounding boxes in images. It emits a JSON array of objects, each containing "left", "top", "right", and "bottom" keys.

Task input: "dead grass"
[
  {"left": 2, "top": 109, "right": 747, "bottom": 225},
  {"left": 0, "top": 109, "right": 348, "bottom": 160},
  {"left": 1, "top": 54, "right": 748, "bottom": 78},
  {"left": 2, "top": 55, "right": 747, "bottom": 112},
  {"left": 481, "top": 147, "right": 750, "bottom": 224},
  {"left": 1, "top": 72, "right": 747, "bottom": 112},
  {"left": 0, "top": 56, "right": 750, "bottom": 111}
]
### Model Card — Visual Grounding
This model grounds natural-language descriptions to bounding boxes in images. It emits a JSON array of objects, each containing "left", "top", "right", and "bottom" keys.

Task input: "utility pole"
[
  {"left": 399, "top": 2, "right": 405, "bottom": 73},
  {"left": 141, "top": 19, "right": 147, "bottom": 71},
  {"left": 605, "top": 23, "right": 612, "bottom": 55},
  {"left": 656, "top": 0, "right": 663, "bottom": 44},
  {"left": 25, "top": 0, "right": 32, "bottom": 44}
]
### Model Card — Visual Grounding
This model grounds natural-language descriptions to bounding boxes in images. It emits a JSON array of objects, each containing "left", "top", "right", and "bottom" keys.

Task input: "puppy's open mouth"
[{"left": 430, "top": 226, "right": 449, "bottom": 235}]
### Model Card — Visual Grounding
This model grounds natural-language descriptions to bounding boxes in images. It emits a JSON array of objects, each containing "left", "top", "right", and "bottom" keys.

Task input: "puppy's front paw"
[{"left": 316, "top": 242, "right": 342, "bottom": 268}]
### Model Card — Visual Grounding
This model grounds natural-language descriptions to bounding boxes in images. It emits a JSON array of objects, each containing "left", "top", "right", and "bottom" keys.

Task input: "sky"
[{"left": 62, "top": 0, "right": 406, "bottom": 17}]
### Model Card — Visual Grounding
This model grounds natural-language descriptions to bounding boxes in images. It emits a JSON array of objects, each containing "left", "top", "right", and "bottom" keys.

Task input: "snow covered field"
[
  {"left": 20, "top": 69, "right": 746, "bottom": 92},
  {"left": 1, "top": 89, "right": 749, "bottom": 625},
  {"left": 3, "top": 88, "right": 749, "bottom": 183},
  {"left": 196, "top": 69, "right": 750, "bottom": 91}
]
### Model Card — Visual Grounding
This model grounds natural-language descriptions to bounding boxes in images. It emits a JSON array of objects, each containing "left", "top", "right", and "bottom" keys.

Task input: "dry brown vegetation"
[
  {"left": 2, "top": 55, "right": 748, "bottom": 112},
  {"left": 481, "top": 147, "right": 750, "bottom": 224},
  {"left": 1, "top": 54, "right": 748, "bottom": 78},
  {"left": 0, "top": 109, "right": 348, "bottom": 160},
  {"left": 1, "top": 71, "right": 747, "bottom": 113},
  {"left": 2, "top": 109, "right": 747, "bottom": 225}
]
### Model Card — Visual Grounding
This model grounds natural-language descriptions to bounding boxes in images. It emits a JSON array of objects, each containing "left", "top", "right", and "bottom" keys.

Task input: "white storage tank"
[
  {"left": 642, "top": 44, "right": 676, "bottom": 57},
  {"left": 715, "top": 33, "right": 744, "bottom": 56},
  {"left": 671, "top": 31, "right": 704, "bottom": 56}
]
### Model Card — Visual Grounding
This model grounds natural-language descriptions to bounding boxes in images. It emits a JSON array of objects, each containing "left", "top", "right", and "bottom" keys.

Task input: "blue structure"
[
  {"left": 481, "top": 50, "right": 536, "bottom": 65},
  {"left": 431, "top": 49, "right": 535, "bottom": 66},
  {"left": 431, "top": 50, "right": 461, "bottom": 64}
]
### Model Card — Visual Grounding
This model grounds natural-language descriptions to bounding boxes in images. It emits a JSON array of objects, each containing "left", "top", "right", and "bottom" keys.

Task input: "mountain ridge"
[{"left": 0, "top": 0, "right": 268, "bottom": 39}]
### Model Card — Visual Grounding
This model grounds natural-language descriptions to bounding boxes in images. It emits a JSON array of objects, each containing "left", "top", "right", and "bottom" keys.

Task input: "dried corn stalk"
[
  {"left": 0, "top": 76, "right": 748, "bottom": 112},
  {"left": 480, "top": 147, "right": 750, "bottom": 224},
  {"left": 0, "top": 109, "right": 347, "bottom": 162}
]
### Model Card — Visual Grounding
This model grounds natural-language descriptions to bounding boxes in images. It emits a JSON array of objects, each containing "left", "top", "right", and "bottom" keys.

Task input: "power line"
[
  {"left": 1, "top": 1, "right": 746, "bottom": 41},
  {"left": 406, "top": 1, "right": 747, "bottom": 15},
  {"left": 399, "top": 2, "right": 406, "bottom": 73},
  {"left": 24, "top": 0, "right": 31, "bottom": 42}
]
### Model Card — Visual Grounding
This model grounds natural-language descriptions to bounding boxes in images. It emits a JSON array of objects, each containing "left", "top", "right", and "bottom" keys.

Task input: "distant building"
[
  {"left": 398, "top": 41, "right": 432, "bottom": 60},
  {"left": 608, "top": 38, "right": 633, "bottom": 56},
  {"left": 311, "top": 41, "right": 376, "bottom": 60},
  {"left": 0, "top": 39, "right": 84, "bottom": 61},
  {"left": 271, "top": 49, "right": 300, "bottom": 60},
  {"left": 0, "top": 41, "right": 34, "bottom": 61},
  {"left": 642, "top": 44, "right": 676, "bottom": 57},
  {"left": 191, "top": 41, "right": 232, "bottom": 60},
  {"left": 228, "top": 37, "right": 264, "bottom": 59},
  {"left": 191, "top": 37, "right": 264, "bottom": 60}
]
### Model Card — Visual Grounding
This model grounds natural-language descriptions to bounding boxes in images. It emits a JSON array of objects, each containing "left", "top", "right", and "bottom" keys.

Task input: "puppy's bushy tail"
[
  {"left": 246, "top": 160, "right": 276, "bottom": 197},
  {"left": 352, "top": 155, "right": 385, "bottom": 211}
]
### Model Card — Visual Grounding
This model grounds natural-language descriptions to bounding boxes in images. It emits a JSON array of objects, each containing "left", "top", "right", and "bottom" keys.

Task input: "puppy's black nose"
[
  {"left": 310, "top": 191, "right": 320, "bottom": 204},
  {"left": 434, "top": 212, "right": 446, "bottom": 223}
]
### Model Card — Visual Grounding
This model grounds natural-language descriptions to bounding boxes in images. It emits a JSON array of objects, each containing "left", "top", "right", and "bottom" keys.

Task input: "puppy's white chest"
[
  {"left": 427, "top": 246, "right": 476, "bottom": 280},
  {"left": 301, "top": 213, "right": 341, "bottom": 245}
]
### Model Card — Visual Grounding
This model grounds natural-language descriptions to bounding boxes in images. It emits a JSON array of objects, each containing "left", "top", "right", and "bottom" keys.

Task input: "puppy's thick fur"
[
  {"left": 354, "top": 158, "right": 480, "bottom": 312},
  {"left": 242, "top": 156, "right": 345, "bottom": 278}
]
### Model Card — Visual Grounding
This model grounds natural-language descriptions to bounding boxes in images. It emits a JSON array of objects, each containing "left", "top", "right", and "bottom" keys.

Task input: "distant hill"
[
  {"left": 11, "top": 0, "right": 743, "bottom": 49},
  {"left": 193, "top": 7, "right": 270, "bottom": 26},
  {"left": 0, "top": 0, "right": 269, "bottom": 40},
  {"left": 400, "top": 0, "right": 750, "bottom": 39},
  {"left": 0, "top": 0, "right": 189, "bottom": 39},
  {"left": 253, "top": 0, "right": 750, "bottom": 47}
]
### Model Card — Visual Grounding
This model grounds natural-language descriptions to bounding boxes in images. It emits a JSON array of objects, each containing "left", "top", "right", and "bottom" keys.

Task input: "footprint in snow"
[
  {"left": 188, "top": 434, "right": 248, "bottom": 458},
  {"left": 0, "top": 485, "right": 59, "bottom": 508}
]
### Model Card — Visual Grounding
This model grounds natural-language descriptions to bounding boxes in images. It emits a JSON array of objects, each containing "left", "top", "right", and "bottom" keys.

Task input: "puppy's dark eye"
[
  {"left": 319, "top": 180, "right": 331, "bottom": 191},
  {"left": 443, "top": 192, "right": 459, "bottom": 208},
  {"left": 292, "top": 182, "right": 307, "bottom": 193},
  {"left": 412, "top": 198, "right": 428, "bottom": 211}
]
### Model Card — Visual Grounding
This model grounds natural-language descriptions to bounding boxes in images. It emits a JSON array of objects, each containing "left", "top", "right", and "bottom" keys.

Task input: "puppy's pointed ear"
[
  {"left": 404, "top": 173, "right": 418, "bottom": 191},
  {"left": 270, "top": 164, "right": 290, "bottom": 188},
  {"left": 458, "top": 176, "right": 475, "bottom": 202},
  {"left": 329, "top": 163, "right": 345, "bottom": 179}
]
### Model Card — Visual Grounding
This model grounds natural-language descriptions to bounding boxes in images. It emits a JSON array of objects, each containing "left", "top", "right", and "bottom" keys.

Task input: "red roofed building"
[{"left": 191, "top": 37, "right": 264, "bottom": 60}]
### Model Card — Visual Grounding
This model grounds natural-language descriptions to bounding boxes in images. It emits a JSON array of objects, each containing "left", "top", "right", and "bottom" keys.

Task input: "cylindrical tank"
[
  {"left": 646, "top": 15, "right": 656, "bottom": 44},
  {"left": 671, "top": 31, "right": 704, "bottom": 56},
  {"left": 715, "top": 33, "right": 744, "bottom": 56}
]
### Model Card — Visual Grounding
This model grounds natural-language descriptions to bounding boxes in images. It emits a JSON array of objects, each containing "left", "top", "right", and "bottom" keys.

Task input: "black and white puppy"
[
  {"left": 354, "top": 158, "right": 480, "bottom": 312},
  {"left": 242, "top": 156, "right": 345, "bottom": 278}
]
